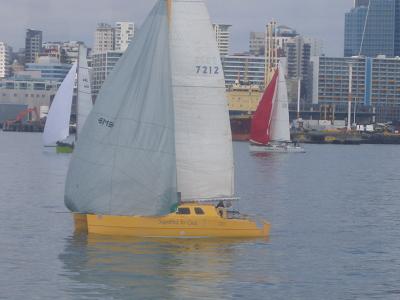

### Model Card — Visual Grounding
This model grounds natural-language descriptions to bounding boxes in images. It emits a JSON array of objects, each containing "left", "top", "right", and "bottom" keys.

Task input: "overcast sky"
[{"left": 0, "top": 0, "right": 351, "bottom": 56}]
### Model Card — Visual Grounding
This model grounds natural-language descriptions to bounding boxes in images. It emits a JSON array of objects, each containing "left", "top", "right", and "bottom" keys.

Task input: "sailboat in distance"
[
  {"left": 42, "top": 44, "right": 92, "bottom": 153},
  {"left": 249, "top": 62, "right": 305, "bottom": 153},
  {"left": 65, "top": 0, "right": 270, "bottom": 238}
]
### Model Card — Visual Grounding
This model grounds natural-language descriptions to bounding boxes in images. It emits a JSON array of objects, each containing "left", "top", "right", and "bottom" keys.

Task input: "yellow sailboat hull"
[{"left": 73, "top": 204, "right": 270, "bottom": 238}]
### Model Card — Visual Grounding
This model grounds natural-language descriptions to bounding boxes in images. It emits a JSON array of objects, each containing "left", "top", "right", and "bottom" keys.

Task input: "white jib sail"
[
  {"left": 65, "top": 0, "right": 177, "bottom": 216},
  {"left": 170, "top": 0, "right": 234, "bottom": 200},
  {"left": 42, "top": 62, "right": 77, "bottom": 146},
  {"left": 76, "top": 44, "right": 92, "bottom": 139},
  {"left": 269, "top": 61, "right": 291, "bottom": 142}
]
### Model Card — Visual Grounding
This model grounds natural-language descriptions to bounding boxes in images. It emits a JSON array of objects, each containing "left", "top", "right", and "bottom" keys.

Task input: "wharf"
[{"left": 292, "top": 131, "right": 400, "bottom": 145}]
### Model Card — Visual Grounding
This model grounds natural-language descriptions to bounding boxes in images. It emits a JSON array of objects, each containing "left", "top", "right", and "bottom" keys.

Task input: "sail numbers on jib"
[{"left": 98, "top": 117, "right": 114, "bottom": 128}]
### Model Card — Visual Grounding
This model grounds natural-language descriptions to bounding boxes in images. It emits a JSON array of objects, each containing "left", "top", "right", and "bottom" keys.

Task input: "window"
[
  {"left": 176, "top": 207, "right": 190, "bottom": 215},
  {"left": 194, "top": 207, "right": 204, "bottom": 215}
]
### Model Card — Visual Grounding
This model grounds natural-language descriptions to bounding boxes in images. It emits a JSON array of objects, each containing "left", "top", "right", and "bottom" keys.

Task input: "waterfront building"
[
  {"left": 311, "top": 55, "right": 400, "bottom": 122},
  {"left": 25, "top": 57, "right": 71, "bottom": 82},
  {"left": 93, "top": 23, "right": 115, "bottom": 54},
  {"left": 115, "top": 22, "right": 135, "bottom": 51},
  {"left": 221, "top": 54, "right": 265, "bottom": 88},
  {"left": 0, "top": 75, "right": 59, "bottom": 114},
  {"left": 0, "top": 42, "right": 12, "bottom": 78},
  {"left": 212, "top": 24, "right": 231, "bottom": 57},
  {"left": 25, "top": 29, "right": 42, "bottom": 64},
  {"left": 344, "top": 0, "right": 396, "bottom": 57},
  {"left": 91, "top": 51, "right": 123, "bottom": 99},
  {"left": 249, "top": 32, "right": 265, "bottom": 56}
]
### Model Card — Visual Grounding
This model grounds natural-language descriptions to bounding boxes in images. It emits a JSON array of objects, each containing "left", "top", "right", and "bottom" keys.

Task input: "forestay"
[
  {"left": 42, "top": 62, "right": 77, "bottom": 146},
  {"left": 76, "top": 44, "right": 92, "bottom": 139},
  {"left": 65, "top": 0, "right": 177, "bottom": 216},
  {"left": 170, "top": 0, "right": 234, "bottom": 200}
]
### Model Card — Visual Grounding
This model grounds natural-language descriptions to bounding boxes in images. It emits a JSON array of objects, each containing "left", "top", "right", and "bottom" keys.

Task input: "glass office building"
[{"left": 344, "top": 0, "right": 396, "bottom": 57}]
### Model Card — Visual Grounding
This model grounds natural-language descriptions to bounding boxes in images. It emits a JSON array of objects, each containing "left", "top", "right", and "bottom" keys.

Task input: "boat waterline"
[{"left": 249, "top": 143, "right": 305, "bottom": 153}]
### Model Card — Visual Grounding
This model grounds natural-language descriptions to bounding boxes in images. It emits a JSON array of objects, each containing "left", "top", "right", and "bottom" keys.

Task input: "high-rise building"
[
  {"left": 93, "top": 23, "right": 115, "bottom": 54},
  {"left": 344, "top": 0, "right": 396, "bottom": 57},
  {"left": 395, "top": 0, "right": 400, "bottom": 56},
  {"left": 0, "top": 42, "right": 12, "bottom": 78},
  {"left": 91, "top": 51, "right": 124, "bottom": 99},
  {"left": 25, "top": 29, "right": 42, "bottom": 64},
  {"left": 115, "top": 22, "right": 135, "bottom": 51},
  {"left": 264, "top": 22, "right": 319, "bottom": 102},
  {"left": 249, "top": 32, "right": 265, "bottom": 56},
  {"left": 212, "top": 24, "right": 231, "bottom": 57}
]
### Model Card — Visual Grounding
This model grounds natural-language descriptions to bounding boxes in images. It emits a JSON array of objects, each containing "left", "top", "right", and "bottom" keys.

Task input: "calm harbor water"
[{"left": 0, "top": 132, "right": 399, "bottom": 299}]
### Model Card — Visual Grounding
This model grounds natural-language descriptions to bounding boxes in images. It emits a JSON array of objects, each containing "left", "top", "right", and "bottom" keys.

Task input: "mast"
[
  {"left": 297, "top": 77, "right": 301, "bottom": 119},
  {"left": 75, "top": 43, "right": 80, "bottom": 141},
  {"left": 347, "top": 64, "right": 353, "bottom": 131},
  {"left": 167, "top": 0, "right": 172, "bottom": 23}
]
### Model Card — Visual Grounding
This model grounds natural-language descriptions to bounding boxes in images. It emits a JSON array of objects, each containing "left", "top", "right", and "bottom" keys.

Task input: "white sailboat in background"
[
  {"left": 64, "top": 0, "right": 270, "bottom": 238},
  {"left": 42, "top": 44, "right": 92, "bottom": 153},
  {"left": 249, "top": 61, "right": 305, "bottom": 153}
]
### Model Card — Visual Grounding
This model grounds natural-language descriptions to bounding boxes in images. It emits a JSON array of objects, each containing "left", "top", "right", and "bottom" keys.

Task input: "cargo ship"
[{"left": 227, "top": 81, "right": 261, "bottom": 141}]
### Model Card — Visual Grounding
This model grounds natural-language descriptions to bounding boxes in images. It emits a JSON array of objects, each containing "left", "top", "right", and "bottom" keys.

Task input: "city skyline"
[{"left": 0, "top": 0, "right": 350, "bottom": 56}]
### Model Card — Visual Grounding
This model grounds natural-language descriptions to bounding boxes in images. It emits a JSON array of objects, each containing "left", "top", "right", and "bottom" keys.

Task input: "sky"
[{"left": 0, "top": 0, "right": 351, "bottom": 56}]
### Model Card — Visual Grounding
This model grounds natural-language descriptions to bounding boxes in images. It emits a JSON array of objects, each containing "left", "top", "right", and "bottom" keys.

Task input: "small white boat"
[
  {"left": 42, "top": 44, "right": 92, "bottom": 153},
  {"left": 249, "top": 61, "right": 305, "bottom": 153}
]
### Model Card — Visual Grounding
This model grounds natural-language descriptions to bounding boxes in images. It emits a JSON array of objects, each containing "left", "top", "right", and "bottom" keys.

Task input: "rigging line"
[{"left": 359, "top": 1, "right": 371, "bottom": 56}]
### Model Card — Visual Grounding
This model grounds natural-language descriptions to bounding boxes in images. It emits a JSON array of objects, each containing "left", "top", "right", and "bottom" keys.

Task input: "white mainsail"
[
  {"left": 42, "top": 62, "right": 77, "bottom": 146},
  {"left": 65, "top": 1, "right": 177, "bottom": 216},
  {"left": 269, "top": 61, "right": 291, "bottom": 142},
  {"left": 170, "top": 0, "right": 234, "bottom": 200},
  {"left": 76, "top": 44, "right": 92, "bottom": 138}
]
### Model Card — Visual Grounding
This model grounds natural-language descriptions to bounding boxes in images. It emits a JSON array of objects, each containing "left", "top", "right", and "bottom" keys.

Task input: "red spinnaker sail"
[{"left": 249, "top": 69, "right": 279, "bottom": 145}]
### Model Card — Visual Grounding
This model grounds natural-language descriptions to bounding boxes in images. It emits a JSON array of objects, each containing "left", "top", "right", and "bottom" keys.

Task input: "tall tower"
[
  {"left": 25, "top": 29, "right": 42, "bottom": 64},
  {"left": 115, "top": 22, "right": 135, "bottom": 52},
  {"left": 0, "top": 42, "right": 12, "bottom": 78},
  {"left": 93, "top": 23, "right": 115, "bottom": 54},
  {"left": 212, "top": 24, "right": 231, "bottom": 57},
  {"left": 265, "top": 21, "right": 278, "bottom": 85}
]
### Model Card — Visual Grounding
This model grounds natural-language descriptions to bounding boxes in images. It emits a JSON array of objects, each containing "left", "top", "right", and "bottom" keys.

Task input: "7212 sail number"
[{"left": 196, "top": 65, "right": 219, "bottom": 74}]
